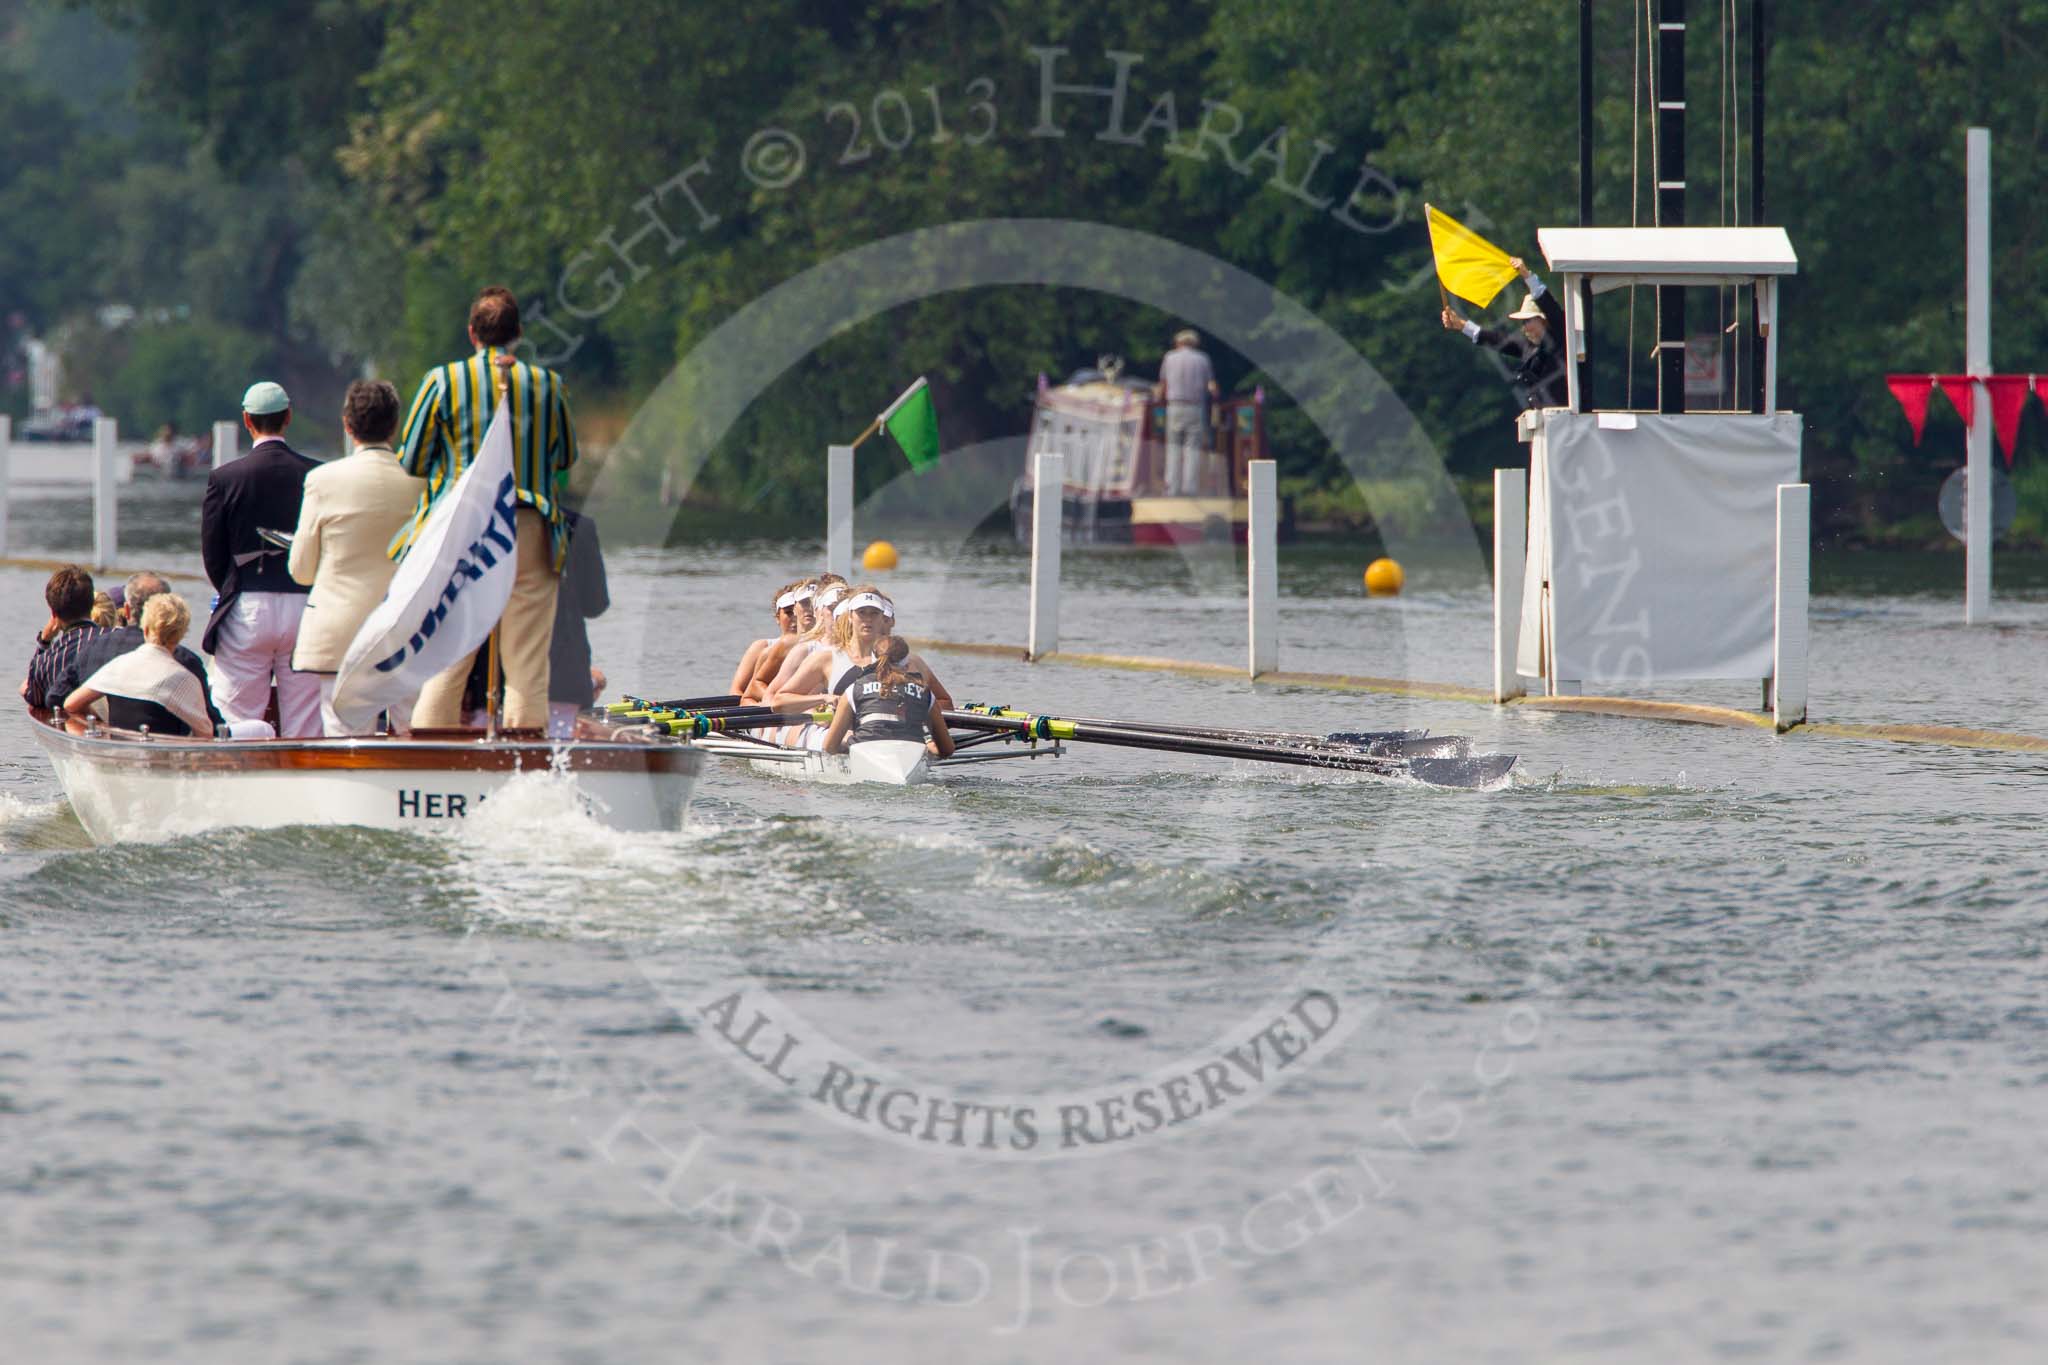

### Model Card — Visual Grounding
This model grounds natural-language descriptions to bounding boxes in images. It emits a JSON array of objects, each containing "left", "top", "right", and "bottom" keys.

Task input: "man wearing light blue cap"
[{"left": 199, "top": 379, "right": 321, "bottom": 737}]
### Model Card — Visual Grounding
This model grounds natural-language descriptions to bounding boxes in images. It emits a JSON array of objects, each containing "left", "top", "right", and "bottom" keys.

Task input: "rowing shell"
[
  {"left": 687, "top": 732, "right": 1072, "bottom": 787},
  {"left": 693, "top": 736, "right": 934, "bottom": 786}
]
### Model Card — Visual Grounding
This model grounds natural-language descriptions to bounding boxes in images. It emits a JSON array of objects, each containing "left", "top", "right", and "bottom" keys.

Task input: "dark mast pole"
[
  {"left": 1577, "top": 0, "right": 1595, "bottom": 411},
  {"left": 1749, "top": 0, "right": 1767, "bottom": 412},
  {"left": 1656, "top": 0, "right": 1686, "bottom": 413}
]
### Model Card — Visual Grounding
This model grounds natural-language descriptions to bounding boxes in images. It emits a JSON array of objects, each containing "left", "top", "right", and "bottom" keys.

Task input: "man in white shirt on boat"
[
  {"left": 1156, "top": 328, "right": 1219, "bottom": 496},
  {"left": 288, "top": 380, "right": 428, "bottom": 736}
]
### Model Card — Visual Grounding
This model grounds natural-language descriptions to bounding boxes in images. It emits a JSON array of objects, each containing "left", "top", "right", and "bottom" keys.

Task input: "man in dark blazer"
[
  {"left": 1442, "top": 256, "right": 1569, "bottom": 411},
  {"left": 200, "top": 380, "right": 320, "bottom": 736}
]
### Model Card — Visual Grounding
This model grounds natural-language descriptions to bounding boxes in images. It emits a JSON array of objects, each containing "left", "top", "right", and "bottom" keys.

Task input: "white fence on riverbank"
[{"left": 0, "top": 414, "right": 145, "bottom": 567}]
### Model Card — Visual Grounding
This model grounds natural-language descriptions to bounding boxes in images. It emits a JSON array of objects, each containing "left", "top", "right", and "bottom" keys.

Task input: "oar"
[
  {"left": 942, "top": 710, "right": 1514, "bottom": 790},
  {"left": 954, "top": 704, "right": 1467, "bottom": 760},
  {"left": 608, "top": 700, "right": 769, "bottom": 723},
  {"left": 607, "top": 692, "right": 741, "bottom": 715},
  {"left": 642, "top": 709, "right": 831, "bottom": 738}
]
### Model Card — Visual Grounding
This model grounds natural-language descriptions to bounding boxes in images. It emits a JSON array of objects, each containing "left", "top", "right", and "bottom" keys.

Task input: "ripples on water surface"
[{"left": 2, "top": 497, "right": 2046, "bottom": 1361}]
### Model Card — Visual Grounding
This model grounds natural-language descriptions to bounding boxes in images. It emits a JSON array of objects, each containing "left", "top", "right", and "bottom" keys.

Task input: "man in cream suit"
[{"left": 289, "top": 380, "right": 427, "bottom": 735}]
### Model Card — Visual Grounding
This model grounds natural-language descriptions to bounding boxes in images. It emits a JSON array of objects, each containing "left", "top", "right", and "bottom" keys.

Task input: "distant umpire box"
[{"left": 1495, "top": 226, "right": 1809, "bottom": 729}]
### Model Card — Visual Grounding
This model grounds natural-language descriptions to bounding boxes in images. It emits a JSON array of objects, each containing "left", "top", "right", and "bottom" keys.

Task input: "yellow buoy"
[
  {"left": 1363, "top": 556, "right": 1404, "bottom": 596},
  {"left": 862, "top": 540, "right": 900, "bottom": 571}
]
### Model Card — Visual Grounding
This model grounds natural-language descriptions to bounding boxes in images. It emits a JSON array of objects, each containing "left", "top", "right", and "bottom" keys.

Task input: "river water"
[{"left": 3, "top": 482, "right": 2046, "bottom": 1362}]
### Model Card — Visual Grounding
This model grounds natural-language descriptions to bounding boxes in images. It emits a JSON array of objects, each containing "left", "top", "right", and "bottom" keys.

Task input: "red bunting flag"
[
  {"left": 1885, "top": 374, "right": 1935, "bottom": 444},
  {"left": 1935, "top": 375, "right": 1976, "bottom": 428},
  {"left": 2036, "top": 374, "right": 2048, "bottom": 414},
  {"left": 1983, "top": 375, "right": 2033, "bottom": 468}
]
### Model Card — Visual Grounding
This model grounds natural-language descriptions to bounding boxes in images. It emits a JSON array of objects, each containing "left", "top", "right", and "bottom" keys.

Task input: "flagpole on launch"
[{"left": 489, "top": 360, "right": 511, "bottom": 738}]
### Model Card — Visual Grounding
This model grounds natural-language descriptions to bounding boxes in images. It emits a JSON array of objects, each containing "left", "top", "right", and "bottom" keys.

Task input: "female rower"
[
  {"left": 767, "top": 587, "right": 953, "bottom": 738},
  {"left": 729, "top": 580, "right": 803, "bottom": 698},
  {"left": 743, "top": 576, "right": 830, "bottom": 702},
  {"left": 823, "top": 636, "right": 953, "bottom": 758},
  {"left": 761, "top": 578, "right": 850, "bottom": 741},
  {"left": 758, "top": 578, "right": 847, "bottom": 699}
]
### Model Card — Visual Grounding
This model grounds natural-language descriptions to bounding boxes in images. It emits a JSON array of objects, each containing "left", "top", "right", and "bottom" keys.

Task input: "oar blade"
[
  {"left": 1326, "top": 729, "right": 1427, "bottom": 746},
  {"left": 1406, "top": 753, "right": 1517, "bottom": 790},
  {"left": 1333, "top": 733, "right": 1471, "bottom": 759}
]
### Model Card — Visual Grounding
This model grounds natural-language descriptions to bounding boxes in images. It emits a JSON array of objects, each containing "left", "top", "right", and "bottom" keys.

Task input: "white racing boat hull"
[
  {"left": 32, "top": 719, "right": 704, "bottom": 845},
  {"left": 696, "top": 736, "right": 934, "bottom": 787}
]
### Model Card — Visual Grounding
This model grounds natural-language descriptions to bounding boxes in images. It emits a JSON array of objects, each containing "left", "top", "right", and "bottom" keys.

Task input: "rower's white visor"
[
  {"left": 837, "top": 591, "right": 895, "bottom": 619},
  {"left": 774, "top": 589, "right": 800, "bottom": 609},
  {"left": 815, "top": 585, "right": 850, "bottom": 611},
  {"left": 792, "top": 584, "right": 817, "bottom": 603}
]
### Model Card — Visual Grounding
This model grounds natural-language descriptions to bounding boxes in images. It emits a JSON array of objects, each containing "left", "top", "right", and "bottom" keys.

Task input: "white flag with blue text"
[{"left": 330, "top": 404, "right": 520, "bottom": 729}]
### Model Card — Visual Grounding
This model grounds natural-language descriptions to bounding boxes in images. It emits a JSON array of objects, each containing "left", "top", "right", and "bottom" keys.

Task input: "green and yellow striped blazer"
[{"left": 392, "top": 345, "right": 580, "bottom": 568}]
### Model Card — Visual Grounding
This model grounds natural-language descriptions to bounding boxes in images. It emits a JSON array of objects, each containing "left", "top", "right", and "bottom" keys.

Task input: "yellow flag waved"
[{"left": 1425, "top": 204, "right": 1519, "bottom": 309}]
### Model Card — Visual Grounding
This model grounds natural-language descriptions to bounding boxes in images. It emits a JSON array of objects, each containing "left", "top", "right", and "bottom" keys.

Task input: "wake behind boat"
[{"left": 31, "top": 712, "right": 703, "bottom": 845}]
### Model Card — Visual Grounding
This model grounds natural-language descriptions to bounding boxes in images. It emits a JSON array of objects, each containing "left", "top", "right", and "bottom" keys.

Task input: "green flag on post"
[{"left": 878, "top": 376, "right": 940, "bottom": 472}]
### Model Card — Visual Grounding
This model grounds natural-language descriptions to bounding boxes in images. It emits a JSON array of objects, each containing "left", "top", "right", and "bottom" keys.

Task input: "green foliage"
[
  {"left": 81, "top": 317, "right": 270, "bottom": 434},
  {"left": 15, "top": 0, "right": 2048, "bottom": 543},
  {"left": 0, "top": 78, "right": 111, "bottom": 332}
]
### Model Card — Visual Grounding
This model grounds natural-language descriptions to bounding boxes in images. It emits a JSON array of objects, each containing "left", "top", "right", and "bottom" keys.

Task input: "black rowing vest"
[{"left": 849, "top": 678, "right": 932, "bottom": 743}]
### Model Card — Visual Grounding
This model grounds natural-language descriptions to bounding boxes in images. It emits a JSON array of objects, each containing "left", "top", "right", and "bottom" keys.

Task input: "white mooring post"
[
  {"left": 1493, "top": 467, "right": 1528, "bottom": 703},
  {"left": 1773, "top": 483, "right": 1811, "bottom": 730},
  {"left": 1247, "top": 459, "right": 1278, "bottom": 677},
  {"left": 0, "top": 414, "right": 11, "bottom": 558},
  {"left": 93, "top": 416, "right": 118, "bottom": 571},
  {"left": 826, "top": 444, "right": 854, "bottom": 580},
  {"left": 1964, "top": 127, "right": 1992, "bottom": 624},
  {"left": 213, "top": 418, "right": 238, "bottom": 471},
  {"left": 1028, "top": 450, "right": 1063, "bottom": 660}
]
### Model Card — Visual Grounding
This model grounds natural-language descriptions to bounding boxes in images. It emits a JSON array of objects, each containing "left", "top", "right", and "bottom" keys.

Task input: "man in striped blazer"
[{"left": 394, "top": 286, "right": 580, "bottom": 731}]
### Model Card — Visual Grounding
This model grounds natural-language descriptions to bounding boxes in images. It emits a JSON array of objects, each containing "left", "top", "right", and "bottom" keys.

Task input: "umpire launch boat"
[{"left": 30, "top": 714, "right": 703, "bottom": 845}]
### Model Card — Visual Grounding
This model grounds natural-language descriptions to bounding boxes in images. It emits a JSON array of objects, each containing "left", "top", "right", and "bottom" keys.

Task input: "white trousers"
[
  {"left": 212, "top": 592, "right": 322, "bottom": 738},
  {"left": 318, "top": 675, "right": 410, "bottom": 737},
  {"left": 1164, "top": 409, "right": 1208, "bottom": 495}
]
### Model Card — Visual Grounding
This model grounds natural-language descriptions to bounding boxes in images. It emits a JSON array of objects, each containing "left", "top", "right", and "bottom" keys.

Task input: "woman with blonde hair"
[
  {"left": 822, "top": 635, "right": 953, "bottom": 758},
  {"left": 63, "top": 593, "right": 217, "bottom": 737},
  {"left": 767, "top": 586, "right": 952, "bottom": 746},
  {"left": 758, "top": 575, "right": 849, "bottom": 699},
  {"left": 743, "top": 575, "right": 836, "bottom": 702}
]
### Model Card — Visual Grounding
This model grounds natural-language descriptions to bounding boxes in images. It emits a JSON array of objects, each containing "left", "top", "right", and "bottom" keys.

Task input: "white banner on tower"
[{"left": 1522, "top": 410, "right": 1802, "bottom": 684}]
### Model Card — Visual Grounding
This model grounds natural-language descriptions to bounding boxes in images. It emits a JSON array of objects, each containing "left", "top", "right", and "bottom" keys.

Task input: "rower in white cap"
[
  {"left": 766, "top": 585, "right": 952, "bottom": 749},
  {"left": 729, "top": 578, "right": 806, "bottom": 699}
]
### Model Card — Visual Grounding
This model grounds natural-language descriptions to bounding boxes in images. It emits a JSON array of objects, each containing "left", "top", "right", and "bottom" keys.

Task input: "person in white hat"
[
  {"left": 1440, "top": 256, "right": 1567, "bottom": 411},
  {"left": 198, "top": 380, "right": 323, "bottom": 737}
]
